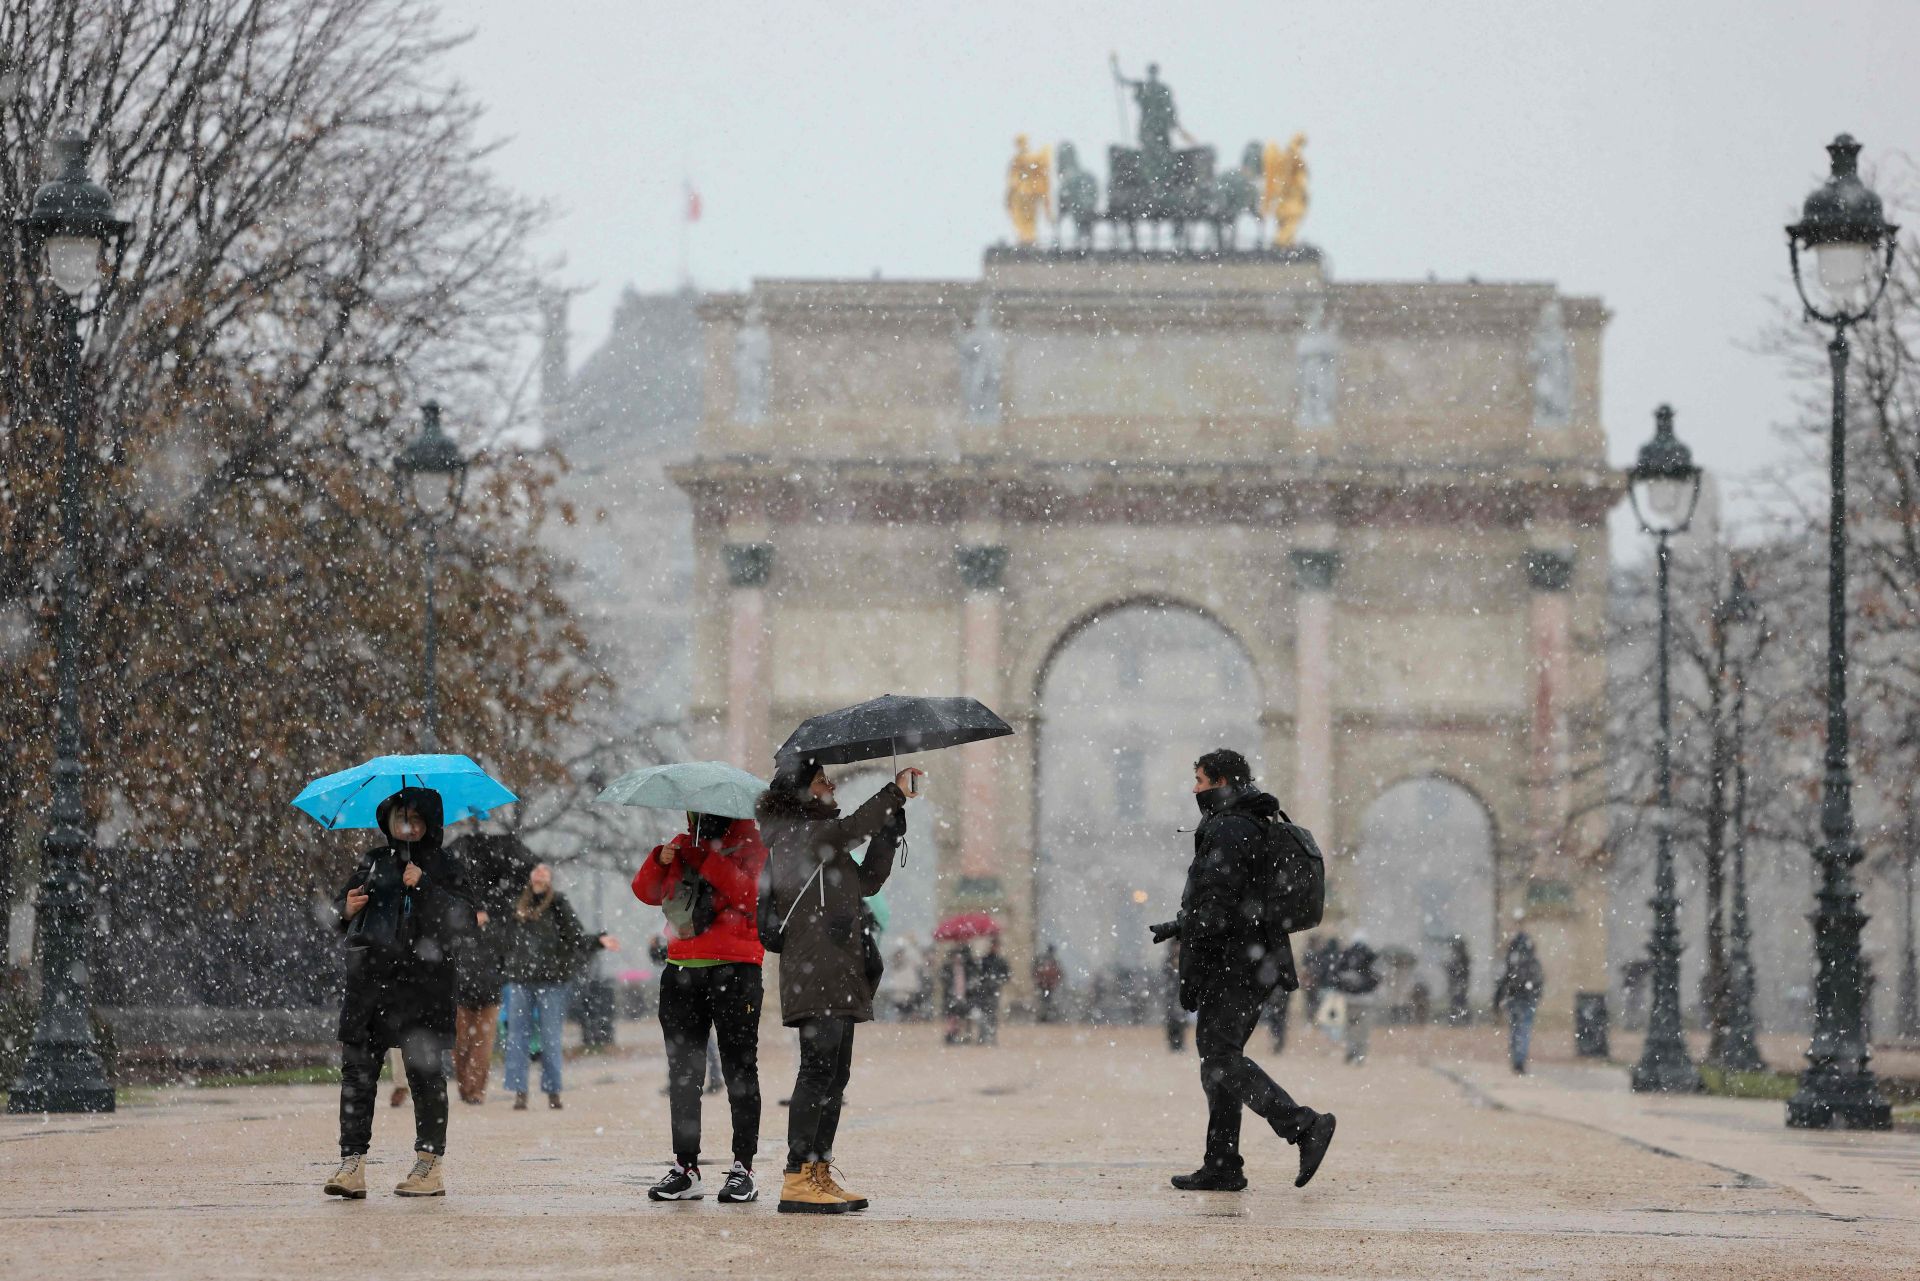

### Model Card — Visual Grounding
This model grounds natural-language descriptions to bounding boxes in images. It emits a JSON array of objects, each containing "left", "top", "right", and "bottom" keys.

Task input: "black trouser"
[
  {"left": 1195, "top": 975, "right": 1315, "bottom": 1174},
  {"left": 786, "top": 1016, "right": 855, "bottom": 1171},
  {"left": 340, "top": 1024, "right": 449, "bottom": 1158},
  {"left": 657, "top": 962, "right": 763, "bottom": 1170}
]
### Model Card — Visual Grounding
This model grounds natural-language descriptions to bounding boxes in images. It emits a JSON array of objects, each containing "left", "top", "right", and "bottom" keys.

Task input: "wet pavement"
[{"left": 2, "top": 1021, "right": 1915, "bottom": 1279}]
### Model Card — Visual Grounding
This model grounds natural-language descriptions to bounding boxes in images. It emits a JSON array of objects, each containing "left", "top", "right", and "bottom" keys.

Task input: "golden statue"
[
  {"left": 1006, "top": 134, "right": 1053, "bottom": 246},
  {"left": 1261, "top": 133, "right": 1310, "bottom": 247}
]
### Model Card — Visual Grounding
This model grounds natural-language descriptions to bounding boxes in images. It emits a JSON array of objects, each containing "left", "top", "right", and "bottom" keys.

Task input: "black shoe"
[
  {"left": 1294, "top": 1112, "right": 1336, "bottom": 1188},
  {"left": 717, "top": 1162, "right": 758, "bottom": 1204},
  {"left": 1170, "top": 1166, "right": 1248, "bottom": 1192},
  {"left": 647, "top": 1164, "right": 703, "bottom": 1201}
]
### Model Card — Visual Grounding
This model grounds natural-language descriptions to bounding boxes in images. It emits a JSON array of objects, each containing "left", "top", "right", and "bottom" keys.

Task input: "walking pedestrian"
[
  {"left": 323, "top": 787, "right": 475, "bottom": 1200},
  {"left": 501, "top": 862, "right": 617, "bottom": 1111},
  {"left": 631, "top": 810, "right": 771, "bottom": 1203},
  {"left": 446, "top": 831, "right": 530, "bottom": 1105},
  {"left": 1333, "top": 934, "right": 1380, "bottom": 1065},
  {"left": 1163, "top": 939, "right": 1187, "bottom": 1052},
  {"left": 976, "top": 936, "right": 1011, "bottom": 1045},
  {"left": 1149, "top": 749, "right": 1336, "bottom": 1193},
  {"left": 1492, "top": 931, "right": 1545, "bottom": 1074},
  {"left": 754, "top": 759, "right": 918, "bottom": 1214},
  {"left": 1445, "top": 933, "right": 1472, "bottom": 1026},
  {"left": 1034, "top": 945, "right": 1064, "bottom": 1024},
  {"left": 941, "top": 943, "right": 976, "bottom": 1044},
  {"left": 880, "top": 939, "right": 923, "bottom": 1021},
  {"left": 1264, "top": 985, "right": 1291, "bottom": 1054}
]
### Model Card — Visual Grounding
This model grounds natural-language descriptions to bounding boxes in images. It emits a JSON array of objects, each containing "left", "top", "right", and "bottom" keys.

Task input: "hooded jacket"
[
  {"left": 1176, "top": 783, "right": 1298, "bottom": 1010},
  {"left": 631, "top": 817, "right": 769, "bottom": 966},
  {"left": 334, "top": 787, "right": 476, "bottom": 1043},
  {"left": 754, "top": 782, "right": 905, "bottom": 1026}
]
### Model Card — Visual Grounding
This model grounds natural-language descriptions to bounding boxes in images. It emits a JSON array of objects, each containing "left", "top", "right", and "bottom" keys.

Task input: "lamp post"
[
  {"left": 7, "top": 131, "right": 129, "bottom": 1115},
  {"left": 1783, "top": 134, "right": 1895, "bottom": 1130},
  {"left": 1717, "top": 567, "right": 1766, "bottom": 1073},
  {"left": 1628, "top": 404, "right": 1704, "bottom": 1095},
  {"left": 395, "top": 401, "right": 468, "bottom": 751}
]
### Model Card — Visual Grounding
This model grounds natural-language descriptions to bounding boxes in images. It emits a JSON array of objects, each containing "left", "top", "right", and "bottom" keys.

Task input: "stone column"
[
  {"left": 723, "top": 542, "right": 774, "bottom": 770},
  {"left": 1525, "top": 549, "right": 1575, "bottom": 867},
  {"left": 1291, "top": 549, "right": 1339, "bottom": 839},
  {"left": 955, "top": 545, "right": 1008, "bottom": 900}
]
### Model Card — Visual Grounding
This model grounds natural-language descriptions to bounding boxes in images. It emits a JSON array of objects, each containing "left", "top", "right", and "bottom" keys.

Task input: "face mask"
[{"left": 1195, "top": 784, "right": 1233, "bottom": 817}]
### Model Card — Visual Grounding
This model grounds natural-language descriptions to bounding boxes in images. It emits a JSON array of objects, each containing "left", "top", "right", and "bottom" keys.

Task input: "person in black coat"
[
  {"left": 324, "top": 786, "right": 476, "bottom": 1199},
  {"left": 445, "top": 831, "right": 531, "bottom": 1104},
  {"left": 1150, "top": 749, "right": 1336, "bottom": 1193}
]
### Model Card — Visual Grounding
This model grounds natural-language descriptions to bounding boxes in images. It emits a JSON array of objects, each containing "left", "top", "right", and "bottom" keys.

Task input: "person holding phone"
[{"left": 755, "top": 759, "right": 919, "bottom": 1215}]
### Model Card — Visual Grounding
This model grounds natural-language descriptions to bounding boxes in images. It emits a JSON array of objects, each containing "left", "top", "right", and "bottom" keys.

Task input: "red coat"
[{"left": 631, "top": 818, "right": 768, "bottom": 967}]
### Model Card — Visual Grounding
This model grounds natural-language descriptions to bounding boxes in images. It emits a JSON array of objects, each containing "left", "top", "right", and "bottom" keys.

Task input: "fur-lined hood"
[{"left": 755, "top": 787, "right": 841, "bottom": 823}]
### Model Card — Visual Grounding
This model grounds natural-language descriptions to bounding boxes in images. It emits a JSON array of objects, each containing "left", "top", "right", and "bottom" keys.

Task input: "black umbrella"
[{"left": 774, "top": 694, "right": 1014, "bottom": 767}]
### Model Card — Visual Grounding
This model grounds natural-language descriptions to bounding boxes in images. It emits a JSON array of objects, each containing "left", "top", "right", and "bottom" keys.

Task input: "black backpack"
[{"left": 1261, "top": 809, "right": 1326, "bottom": 937}]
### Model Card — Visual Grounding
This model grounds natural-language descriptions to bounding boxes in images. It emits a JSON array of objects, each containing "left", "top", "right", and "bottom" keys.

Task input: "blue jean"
[
  {"left": 503, "top": 982, "right": 573, "bottom": 1095},
  {"left": 1508, "top": 1001, "right": 1538, "bottom": 1069}
]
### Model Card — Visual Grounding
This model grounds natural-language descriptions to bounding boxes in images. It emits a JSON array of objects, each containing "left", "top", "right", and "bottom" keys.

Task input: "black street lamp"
[
  {"left": 1628, "top": 404, "right": 1704, "bottom": 1095},
  {"left": 1783, "top": 134, "right": 1896, "bottom": 1130},
  {"left": 395, "top": 401, "right": 468, "bottom": 751},
  {"left": 7, "top": 131, "right": 130, "bottom": 1115},
  {"left": 1716, "top": 567, "right": 1766, "bottom": 1073}
]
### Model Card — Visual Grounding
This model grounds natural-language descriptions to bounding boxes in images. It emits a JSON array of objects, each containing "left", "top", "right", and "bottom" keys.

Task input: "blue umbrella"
[{"left": 292, "top": 754, "right": 517, "bottom": 830}]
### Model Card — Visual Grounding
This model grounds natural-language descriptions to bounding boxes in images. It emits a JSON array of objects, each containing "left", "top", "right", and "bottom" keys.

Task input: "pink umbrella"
[{"left": 932, "top": 911, "right": 1000, "bottom": 942}]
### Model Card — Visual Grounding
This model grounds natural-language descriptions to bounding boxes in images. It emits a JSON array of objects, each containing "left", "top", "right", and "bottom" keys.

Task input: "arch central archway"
[
  {"left": 1033, "top": 602, "right": 1264, "bottom": 1006},
  {"left": 1352, "top": 777, "right": 1497, "bottom": 1012}
]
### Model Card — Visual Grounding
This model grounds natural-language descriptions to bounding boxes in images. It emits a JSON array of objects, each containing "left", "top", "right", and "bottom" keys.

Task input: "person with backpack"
[
  {"left": 754, "top": 759, "right": 918, "bottom": 1215},
  {"left": 632, "top": 810, "right": 771, "bottom": 1203},
  {"left": 1331, "top": 934, "right": 1381, "bottom": 1065},
  {"left": 1492, "top": 932, "right": 1545, "bottom": 1074},
  {"left": 1150, "top": 749, "right": 1336, "bottom": 1193}
]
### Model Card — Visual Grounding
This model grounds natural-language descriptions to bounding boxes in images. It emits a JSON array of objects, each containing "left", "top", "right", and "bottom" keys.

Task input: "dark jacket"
[
  {"left": 1175, "top": 784, "right": 1298, "bottom": 1011},
  {"left": 335, "top": 787, "right": 476, "bottom": 1043},
  {"left": 755, "top": 782, "right": 905, "bottom": 1026},
  {"left": 446, "top": 832, "right": 533, "bottom": 1009},
  {"left": 1493, "top": 937, "right": 1545, "bottom": 1010},
  {"left": 503, "top": 888, "right": 601, "bottom": 986}
]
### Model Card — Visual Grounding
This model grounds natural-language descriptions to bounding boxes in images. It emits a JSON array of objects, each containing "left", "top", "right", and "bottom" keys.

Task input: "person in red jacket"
[{"left": 632, "top": 811, "right": 769, "bottom": 1204}]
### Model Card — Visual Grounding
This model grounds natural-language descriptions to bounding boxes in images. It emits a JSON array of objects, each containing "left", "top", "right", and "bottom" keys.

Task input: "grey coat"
[{"left": 755, "top": 782, "right": 905, "bottom": 1026}]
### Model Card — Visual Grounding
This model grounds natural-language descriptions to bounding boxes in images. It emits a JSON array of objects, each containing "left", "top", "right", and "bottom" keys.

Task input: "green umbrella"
[{"left": 593, "top": 761, "right": 768, "bottom": 820}]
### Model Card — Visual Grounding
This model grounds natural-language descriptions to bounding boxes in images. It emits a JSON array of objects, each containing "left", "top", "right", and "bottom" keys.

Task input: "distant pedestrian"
[
  {"left": 755, "top": 759, "right": 919, "bottom": 1214},
  {"left": 1264, "top": 985, "right": 1291, "bottom": 1054},
  {"left": 1445, "top": 934, "right": 1472, "bottom": 1025},
  {"left": 941, "top": 943, "right": 976, "bottom": 1044},
  {"left": 1034, "top": 945, "right": 1065, "bottom": 1023},
  {"left": 1163, "top": 939, "right": 1187, "bottom": 1052},
  {"left": 1333, "top": 935, "right": 1380, "bottom": 1064},
  {"left": 324, "top": 787, "right": 475, "bottom": 1200},
  {"left": 502, "top": 863, "right": 617, "bottom": 1111},
  {"left": 1150, "top": 749, "right": 1335, "bottom": 1193},
  {"left": 1492, "top": 932, "right": 1545, "bottom": 1074},
  {"left": 632, "top": 809, "right": 769, "bottom": 1204},
  {"left": 880, "top": 938, "right": 924, "bottom": 1021},
  {"left": 446, "top": 831, "right": 530, "bottom": 1105},
  {"left": 976, "top": 936, "right": 1011, "bottom": 1044}
]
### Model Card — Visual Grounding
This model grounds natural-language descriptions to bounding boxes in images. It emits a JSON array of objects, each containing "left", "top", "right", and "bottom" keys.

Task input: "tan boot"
[
  {"left": 394, "top": 1151, "right": 445, "bottom": 1197},
  {"left": 814, "top": 1162, "right": 868, "bottom": 1211},
  {"left": 323, "top": 1154, "right": 367, "bottom": 1199},
  {"left": 776, "top": 1163, "right": 851, "bottom": 1214}
]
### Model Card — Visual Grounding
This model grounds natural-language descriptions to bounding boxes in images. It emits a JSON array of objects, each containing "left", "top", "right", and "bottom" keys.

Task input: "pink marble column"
[
  {"left": 955, "top": 545, "right": 1007, "bottom": 892},
  {"left": 1291, "top": 549, "right": 1338, "bottom": 838},
  {"left": 723, "top": 543, "right": 773, "bottom": 770},
  {"left": 1526, "top": 549, "right": 1575, "bottom": 864}
]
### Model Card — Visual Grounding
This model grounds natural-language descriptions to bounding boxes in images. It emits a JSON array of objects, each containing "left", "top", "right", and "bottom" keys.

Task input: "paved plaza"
[{"left": 2, "top": 1022, "right": 1915, "bottom": 1279}]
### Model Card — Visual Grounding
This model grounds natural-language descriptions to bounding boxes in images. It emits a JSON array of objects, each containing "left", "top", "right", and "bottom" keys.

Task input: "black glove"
[{"left": 1149, "top": 919, "right": 1181, "bottom": 944}]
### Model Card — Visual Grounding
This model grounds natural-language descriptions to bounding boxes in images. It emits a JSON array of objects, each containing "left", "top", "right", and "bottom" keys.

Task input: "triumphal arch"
[{"left": 673, "top": 84, "right": 1618, "bottom": 1014}]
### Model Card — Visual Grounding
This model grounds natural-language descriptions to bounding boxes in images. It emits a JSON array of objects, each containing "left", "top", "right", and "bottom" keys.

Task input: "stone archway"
[
  {"left": 1032, "top": 601, "right": 1264, "bottom": 1001},
  {"left": 1351, "top": 776, "right": 1498, "bottom": 1010}
]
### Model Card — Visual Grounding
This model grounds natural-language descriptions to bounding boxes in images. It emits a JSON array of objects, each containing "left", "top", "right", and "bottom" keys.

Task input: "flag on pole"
[{"left": 684, "top": 180, "right": 702, "bottom": 223}]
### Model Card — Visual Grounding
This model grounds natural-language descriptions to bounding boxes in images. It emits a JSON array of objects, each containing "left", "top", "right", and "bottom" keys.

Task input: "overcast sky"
[{"left": 444, "top": 0, "right": 1920, "bottom": 526}]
